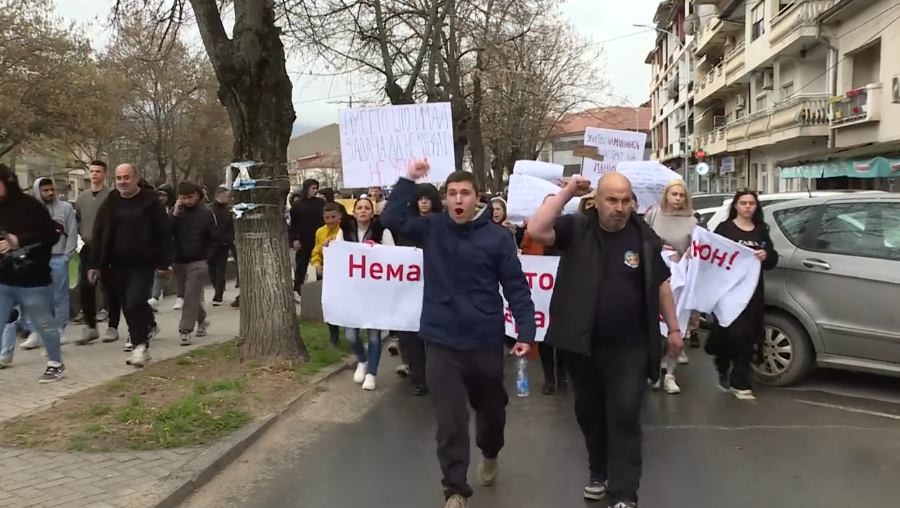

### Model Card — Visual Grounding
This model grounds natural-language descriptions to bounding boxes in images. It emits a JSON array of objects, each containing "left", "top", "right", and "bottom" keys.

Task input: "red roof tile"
[{"left": 549, "top": 106, "right": 653, "bottom": 138}]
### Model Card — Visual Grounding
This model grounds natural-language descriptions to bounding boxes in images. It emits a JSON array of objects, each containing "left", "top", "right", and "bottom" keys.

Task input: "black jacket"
[
  {"left": 173, "top": 205, "right": 218, "bottom": 263},
  {"left": 210, "top": 201, "right": 235, "bottom": 245},
  {"left": 0, "top": 193, "right": 60, "bottom": 287},
  {"left": 89, "top": 184, "right": 174, "bottom": 270},
  {"left": 289, "top": 197, "right": 325, "bottom": 249},
  {"left": 340, "top": 218, "right": 385, "bottom": 243},
  {"left": 544, "top": 211, "right": 670, "bottom": 382}
]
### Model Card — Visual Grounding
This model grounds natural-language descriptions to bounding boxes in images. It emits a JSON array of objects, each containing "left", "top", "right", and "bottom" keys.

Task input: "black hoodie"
[
  {"left": 394, "top": 183, "right": 443, "bottom": 247},
  {"left": 89, "top": 182, "right": 174, "bottom": 270},
  {"left": 0, "top": 167, "right": 60, "bottom": 287},
  {"left": 288, "top": 181, "right": 325, "bottom": 249}
]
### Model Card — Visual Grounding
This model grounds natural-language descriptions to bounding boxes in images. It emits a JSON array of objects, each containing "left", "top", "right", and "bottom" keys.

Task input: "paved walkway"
[{"left": 0, "top": 288, "right": 240, "bottom": 508}]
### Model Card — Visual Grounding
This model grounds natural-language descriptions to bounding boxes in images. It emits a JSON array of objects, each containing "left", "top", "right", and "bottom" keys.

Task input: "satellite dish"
[
  {"left": 684, "top": 14, "right": 700, "bottom": 36},
  {"left": 696, "top": 162, "right": 710, "bottom": 176}
]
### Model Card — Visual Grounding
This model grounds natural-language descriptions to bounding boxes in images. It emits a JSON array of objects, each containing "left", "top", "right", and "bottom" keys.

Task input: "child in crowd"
[{"left": 311, "top": 203, "right": 343, "bottom": 346}]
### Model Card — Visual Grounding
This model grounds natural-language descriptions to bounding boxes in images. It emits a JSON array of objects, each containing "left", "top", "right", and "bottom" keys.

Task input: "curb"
[{"left": 146, "top": 357, "right": 355, "bottom": 508}]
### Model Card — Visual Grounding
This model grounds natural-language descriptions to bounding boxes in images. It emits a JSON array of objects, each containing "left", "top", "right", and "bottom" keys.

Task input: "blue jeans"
[
  {"left": 346, "top": 328, "right": 382, "bottom": 375},
  {"left": 49, "top": 256, "right": 70, "bottom": 330},
  {"left": 0, "top": 285, "right": 62, "bottom": 363}
]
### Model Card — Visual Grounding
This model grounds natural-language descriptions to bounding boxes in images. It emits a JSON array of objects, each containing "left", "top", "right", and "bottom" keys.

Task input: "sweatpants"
[
  {"left": 399, "top": 331, "right": 427, "bottom": 389},
  {"left": 294, "top": 247, "right": 313, "bottom": 294},
  {"left": 208, "top": 245, "right": 229, "bottom": 301},
  {"left": 426, "top": 342, "right": 508, "bottom": 499},
  {"left": 108, "top": 267, "right": 155, "bottom": 347},
  {"left": 568, "top": 344, "right": 649, "bottom": 505},
  {"left": 173, "top": 260, "right": 208, "bottom": 333}
]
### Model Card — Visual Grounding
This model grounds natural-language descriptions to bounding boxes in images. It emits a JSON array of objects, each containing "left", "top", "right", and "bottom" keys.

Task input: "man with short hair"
[
  {"left": 289, "top": 179, "right": 324, "bottom": 299},
  {"left": 0, "top": 164, "right": 66, "bottom": 381},
  {"left": 381, "top": 161, "right": 536, "bottom": 508},
  {"left": 87, "top": 164, "right": 173, "bottom": 365},
  {"left": 208, "top": 186, "right": 234, "bottom": 306},
  {"left": 18, "top": 178, "right": 77, "bottom": 350},
  {"left": 172, "top": 181, "right": 217, "bottom": 345},
  {"left": 74, "top": 161, "right": 119, "bottom": 345},
  {"left": 527, "top": 172, "right": 681, "bottom": 508}
]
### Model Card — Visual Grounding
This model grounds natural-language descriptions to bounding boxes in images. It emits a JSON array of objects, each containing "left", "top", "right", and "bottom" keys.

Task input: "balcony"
[
  {"left": 830, "top": 83, "right": 882, "bottom": 129},
  {"left": 695, "top": 16, "right": 724, "bottom": 57},
  {"left": 694, "top": 63, "right": 727, "bottom": 105},
  {"left": 724, "top": 42, "right": 745, "bottom": 80},
  {"left": 770, "top": 1, "right": 837, "bottom": 55},
  {"left": 725, "top": 94, "right": 831, "bottom": 151},
  {"left": 696, "top": 129, "right": 728, "bottom": 156}
]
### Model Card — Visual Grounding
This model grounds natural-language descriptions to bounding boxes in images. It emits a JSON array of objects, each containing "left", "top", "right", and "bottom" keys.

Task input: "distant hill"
[{"left": 292, "top": 123, "right": 320, "bottom": 137}]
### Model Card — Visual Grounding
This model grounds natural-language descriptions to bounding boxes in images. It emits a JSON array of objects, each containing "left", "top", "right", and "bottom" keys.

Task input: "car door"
[{"left": 787, "top": 201, "right": 900, "bottom": 363}]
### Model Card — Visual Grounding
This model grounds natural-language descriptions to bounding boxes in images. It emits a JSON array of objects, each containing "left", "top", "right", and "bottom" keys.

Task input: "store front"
[{"left": 780, "top": 156, "right": 900, "bottom": 192}]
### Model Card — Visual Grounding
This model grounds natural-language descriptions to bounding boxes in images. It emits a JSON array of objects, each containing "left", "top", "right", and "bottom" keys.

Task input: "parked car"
[
  {"left": 694, "top": 207, "right": 720, "bottom": 229},
  {"left": 757, "top": 193, "right": 900, "bottom": 386},
  {"left": 690, "top": 193, "right": 733, "bottom": 211},
  {"left": 705, "top": 190, "right": 884, "bottom": 232}
]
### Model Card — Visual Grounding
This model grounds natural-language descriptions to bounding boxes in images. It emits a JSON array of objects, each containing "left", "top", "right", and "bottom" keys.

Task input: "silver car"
[{"left": 758, "top": 193, "right": 900, "bottom": 385}]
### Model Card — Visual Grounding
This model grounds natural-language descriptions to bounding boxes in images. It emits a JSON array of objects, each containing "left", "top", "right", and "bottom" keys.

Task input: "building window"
[
  {"left": 552, "top": 139, "right": 580, "bottom": 152},
  {"left": 751, "top": 3, "right": 765, "bottom": 41},
  {"left": 781, "top": 81, "right": 794, "bottom": 99},
  {"left": 755, "top": 93, "right": 768, "bottom": 111}
]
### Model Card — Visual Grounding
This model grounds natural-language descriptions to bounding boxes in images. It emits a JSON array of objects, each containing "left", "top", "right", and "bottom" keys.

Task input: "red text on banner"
[{"left": 348, "top": 254, "right": 422, "bottom": 281}]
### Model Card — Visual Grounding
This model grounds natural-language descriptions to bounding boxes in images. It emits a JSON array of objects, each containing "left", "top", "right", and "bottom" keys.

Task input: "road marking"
[{"left": 795, "top": 399, "right": 900, "bottom": 421}]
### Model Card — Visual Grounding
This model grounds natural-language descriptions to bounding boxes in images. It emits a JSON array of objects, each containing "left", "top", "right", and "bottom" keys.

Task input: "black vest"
[{"left": 341, "top": 219, "right": 385, "bottom": 244}]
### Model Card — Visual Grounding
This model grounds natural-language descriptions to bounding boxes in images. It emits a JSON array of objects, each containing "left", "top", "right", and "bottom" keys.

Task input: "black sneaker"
[
  {"left": 717, "top": 373, "right": 730, "bottom": 392},
  {"left": 39, "top": 364, "right": 65, "bottom": 383},
  {"left": 689, "top": 331, "right": 701, "bottom": 349},
  {"left": 583, "top": 478, "right": 608, "bottom": 500},
  {"left": 212, "top": 299, "right": 223, "bottom": 307}
]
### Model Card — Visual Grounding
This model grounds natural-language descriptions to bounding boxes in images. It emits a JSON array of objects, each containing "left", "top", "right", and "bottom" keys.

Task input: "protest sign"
[
  {"left": 513, "top": 160, "right": 564, "bottom": 182},
  {"left": 581, "top": 127, "right": 647, "bottom": 186},
  {"left": 615, "top": 160, "right": 682, "bottom": 214},
  {"left": 503, "top": 255, "right": 559, "bottom": 342},
  {"left": 339, "top": 103, "right": 455, "bottom": 188},
  {"left": 322, "top": 242, "right": 424, "bottom": 331},
  {"left": 506, "top": 174, "right": 580, "bottom": 224}
]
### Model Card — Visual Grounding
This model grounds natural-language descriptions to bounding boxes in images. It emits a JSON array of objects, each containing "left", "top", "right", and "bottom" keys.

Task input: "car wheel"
[{"left": 753, "top": 312, "right": 814, "bottom": 387}]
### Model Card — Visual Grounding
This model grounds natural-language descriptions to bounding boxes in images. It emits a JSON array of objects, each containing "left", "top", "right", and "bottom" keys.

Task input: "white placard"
[
  {"left": 339, "top": 103, "right": 455, "bottom": 188},
  {"left": 615, "top": 160, "right": 682, "bottom": 214},
  {"left": 506, "top": 174, "right": 580, "bottom": 224},
  {"left": 504, "top": 255, "right": 558, "bottom": 342},
  {"left": 581, "top": 127, "right": 648, "bottom": 186},
  {"left": 513, "top": 160, "right": 564, "bottom": 182}
]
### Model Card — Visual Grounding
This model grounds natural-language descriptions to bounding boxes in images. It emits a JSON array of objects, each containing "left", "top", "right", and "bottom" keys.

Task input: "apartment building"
[
  {"left": 690, "top": 0, "right": 899, "bottom": 194},
  {"left": 645, "top": 0, "right": 700, "bottom": 190}
]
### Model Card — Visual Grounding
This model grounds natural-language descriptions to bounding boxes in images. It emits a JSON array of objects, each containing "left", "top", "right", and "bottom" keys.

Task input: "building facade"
[{"left": 661, "top": 0, "right": 900, "bottom": 195}]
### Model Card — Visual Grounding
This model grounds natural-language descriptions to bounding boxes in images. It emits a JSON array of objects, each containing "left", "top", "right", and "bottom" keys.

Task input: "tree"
[
  {"left": 0, "top": 0, "right": 118, "bottom": 156},
  {"left": 114, "top": 0, "right": 305, "bottom": 361}
]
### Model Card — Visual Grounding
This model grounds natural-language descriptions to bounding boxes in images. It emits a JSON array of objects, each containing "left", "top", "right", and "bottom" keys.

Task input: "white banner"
[
  {"left": 504, "top": 255, "right": 558, "bottom": 342},
  {"left": 338, "top": 103, "right": 455, "bottom": 188},
  {"left": 581, "top": 127, "right": 647, "bottom": 186}
]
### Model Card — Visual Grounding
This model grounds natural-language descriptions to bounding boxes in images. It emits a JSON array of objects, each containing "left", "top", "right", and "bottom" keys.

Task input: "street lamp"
[{"left": 635, "top": 23, "right": 693, "bottom": 182}]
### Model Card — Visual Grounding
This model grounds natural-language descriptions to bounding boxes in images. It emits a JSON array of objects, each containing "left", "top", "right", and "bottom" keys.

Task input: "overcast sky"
[{"left": 62, "top": 1, "right": 661, "bottom": 134}]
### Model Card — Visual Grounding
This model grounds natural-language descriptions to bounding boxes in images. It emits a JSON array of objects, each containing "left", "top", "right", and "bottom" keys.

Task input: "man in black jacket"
[
  {"left": 87, "top": 164, "right": 173, "bottom": 367},
  {"left": 208, "top": 186, "right": 235, "bottom": 305},
  {"left": 0, "top": 164, "right": 66, "bottom": 382},
  {"left": 173, "top": 182, "right": 217, "bottom": 345},
  {"left": 527, "top": 172, "right": 681, "bottom": 508},
  {"left": 288, "top": 179, "right": 324, "bottom": 298}
]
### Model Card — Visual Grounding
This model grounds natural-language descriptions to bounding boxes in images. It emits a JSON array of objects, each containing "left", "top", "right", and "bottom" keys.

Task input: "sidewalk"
[{"left": 0, "top": 288, "right": 240, "bottom": 508}]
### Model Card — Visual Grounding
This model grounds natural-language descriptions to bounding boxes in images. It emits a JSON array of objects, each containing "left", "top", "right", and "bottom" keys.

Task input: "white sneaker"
[
  {"left": 21, "top": 333, "right": 42, "bottom": 350},
  {"left": 677, "top": 351, "right": 689, "bottom": 365},
  {"left": 179, "top": 332, "right": 192, "bottom": 346},
  {"left": 362, "top": 373, "right": 376, "bottom": 390},
  {"left": 664, "top": 374, "right": 681, "bottom": 394},
  {"left": 126, "top": 344, "right": 149, "bottom": 367},
  {"left": 148, "top": 298, "right": 159, "bottom": 312},
  {"left": 0, "top": 355, "right": 12, "bottom": 368},
  {"left": 173, "top": 298, "right": 184, "bottom": 310},
  {"left": 730, "top": 387, "right": 756, "bottom": 400},
  {"left": 353, "top": 362, "right": 367, "bottom": 383},
  {"left": 123, "top": 338, "right": 133, "bottom": 352}
]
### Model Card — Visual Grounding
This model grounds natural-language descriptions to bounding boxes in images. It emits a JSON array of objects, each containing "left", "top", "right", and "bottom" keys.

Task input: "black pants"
[
  {"left": 539, "top": 342, "right": 566, "bottom": 384},
  {"left": 78, "top": 245, "right": 119, "bottom": 329},
  {"left": 294, "top": 247, "right": 313, "bottom": 294},
  {"left": 427, "top": 342, "right": 508, "bottom": 499},
  {"left": 108, "top": 267, "right": 155, "bottom": 347},
  {"left": 713, "top": 327, "right": 756, "bottom": 391},
  {"left": 568, "top": 344, "right": 649, "bottom": 505},
  {"left": 208, "top": 245, "right": 229, "bottom": 301},
  {"left": 399, "top": 332, "right": 427, "bottom": 388},
  {"left": 229, "top": 242, "right": 239, "bottom": 286}
]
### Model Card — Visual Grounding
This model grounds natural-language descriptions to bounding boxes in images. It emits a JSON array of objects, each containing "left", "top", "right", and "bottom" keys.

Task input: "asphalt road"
[{"left": 181, "top": 350, "right": 900, "bottom": 508}]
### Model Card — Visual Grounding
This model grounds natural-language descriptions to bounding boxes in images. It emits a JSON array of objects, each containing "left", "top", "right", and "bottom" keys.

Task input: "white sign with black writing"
[
  {"left": 339, "top": 103, "right": 455, "bottom": 188},
  {"left": 513, "top": 160, "right": 564, "bottom": 183},
  {"left": 506, "top": 174, "right": 580, "bottom": 224},
  {"left": 615, "top": 160, "right": 682, "bottom": 214},
  {"left": 581, "top": 127, "right": 647, "bottom": 186}
]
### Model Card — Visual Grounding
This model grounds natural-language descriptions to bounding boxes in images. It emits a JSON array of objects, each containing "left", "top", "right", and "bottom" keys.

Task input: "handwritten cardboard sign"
[
  {"left": 506, "top": 174, "right": 580, "bottom": 224},
  {"left": 339, "top": 103, "right": 455, "bottom": 188},
  {"left": 580, "top": 127, "right": 647, "bottom": 186}
]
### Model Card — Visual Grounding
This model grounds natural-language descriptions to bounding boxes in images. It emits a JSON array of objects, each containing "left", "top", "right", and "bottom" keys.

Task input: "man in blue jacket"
[{"left": 381, "top": 161, "right": 535, "bottom": 508}]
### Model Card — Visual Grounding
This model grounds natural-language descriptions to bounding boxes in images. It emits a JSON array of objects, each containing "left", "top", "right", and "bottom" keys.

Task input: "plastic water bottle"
[{"left": 516, "top": 356, "right": 530, "bottom": 397}]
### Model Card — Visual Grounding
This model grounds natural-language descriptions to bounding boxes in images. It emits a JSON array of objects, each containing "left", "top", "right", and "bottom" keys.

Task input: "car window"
[
  {"left": 814, "top": 203, "right": 900, "bottom": 260},
  {"left": 773, "top": 205, "right": 818, "bottom": 246},
  {"left": 699, "top": 212, "right": 715, "bottom": 228},
  {"left": 692, "top": 195, "right": 731, "bottom": 210},
  {"left": 759, "top": 198, "right": 793, "bottom": 209}
]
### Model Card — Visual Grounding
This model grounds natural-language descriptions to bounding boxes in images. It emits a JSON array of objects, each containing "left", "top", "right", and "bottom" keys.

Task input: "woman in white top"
[{"left": 333, "top": 198, "right": 394, "bottom": 390}]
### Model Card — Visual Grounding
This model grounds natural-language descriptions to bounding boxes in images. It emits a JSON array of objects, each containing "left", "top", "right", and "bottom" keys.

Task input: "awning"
[{"left": 780, "top": 156, "right": 900, "bottom": 179}]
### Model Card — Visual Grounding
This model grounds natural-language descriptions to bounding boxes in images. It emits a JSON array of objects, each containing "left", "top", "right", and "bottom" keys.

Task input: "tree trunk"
[{"left": 189, "top": 0, "right": 307, "bottom": 361}]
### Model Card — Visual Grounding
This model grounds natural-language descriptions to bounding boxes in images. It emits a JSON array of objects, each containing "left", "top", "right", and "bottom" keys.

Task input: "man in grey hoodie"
[{"left": 20, "top": 178, "right": 78, "bottom": 350}]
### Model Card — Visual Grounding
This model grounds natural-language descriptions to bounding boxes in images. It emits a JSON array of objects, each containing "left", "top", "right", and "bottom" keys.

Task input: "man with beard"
[
  {"left": 172, "top": 182, "right": 217, "bottom": 345},
  {"left": 288, "top": 179, "right": 324, "bottom": 301},
  {"left": 87, "top": 164, "right": 173, "bottom": 366},
  {"left": 0, "top": 164, "right": 66, "bottom": 381},
  {"left": 17, "top": 178, "right": 77, "bottom": 351}
]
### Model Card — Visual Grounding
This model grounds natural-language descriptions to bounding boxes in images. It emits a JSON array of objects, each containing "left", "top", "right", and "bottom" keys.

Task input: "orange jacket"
[{"left": 519, "top": 232, "right": 544, "bottom": 256}]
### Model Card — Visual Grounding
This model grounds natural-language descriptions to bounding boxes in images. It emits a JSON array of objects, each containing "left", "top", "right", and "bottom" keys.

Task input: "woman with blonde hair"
[{"left": 644, "top": 179, "right": 698, "bottom": 394}]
